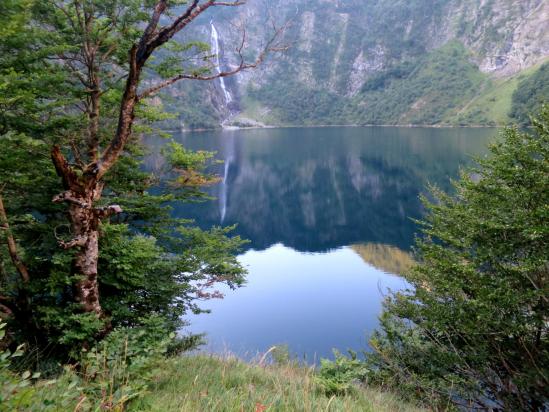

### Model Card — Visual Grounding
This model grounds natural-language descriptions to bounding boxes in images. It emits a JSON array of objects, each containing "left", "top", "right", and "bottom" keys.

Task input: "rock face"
[
  {"left": 450, "top": 0, "right": 549, "bottom": 76},
  {"left": 174, "top": 0, "right": 549, "bottom": 127}
]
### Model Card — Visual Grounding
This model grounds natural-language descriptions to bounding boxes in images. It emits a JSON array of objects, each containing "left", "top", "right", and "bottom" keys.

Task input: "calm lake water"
[{"left": 147, "top": 126, "right": 495, "bottom": 362}]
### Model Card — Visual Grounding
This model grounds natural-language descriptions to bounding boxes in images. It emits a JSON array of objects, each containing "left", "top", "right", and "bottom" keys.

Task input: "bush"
[
  {"left": 366, "top": 106, "right": 549, "bottom": 410},
  {"left": 316, "top": 350, "right": 369, "bottom": 395},
  {"left": 0, "top": 321, "right": 176, "bottom": 411}
]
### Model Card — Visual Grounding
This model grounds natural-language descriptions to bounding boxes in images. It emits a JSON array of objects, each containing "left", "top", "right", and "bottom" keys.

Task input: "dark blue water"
[{"left": 146, "top": 126, "right": 495, "bottom": 361}]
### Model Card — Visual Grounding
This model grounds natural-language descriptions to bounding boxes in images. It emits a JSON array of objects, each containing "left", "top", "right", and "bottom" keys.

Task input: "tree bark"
[
  {"left": 67, "top": 203, "right": 102, "bottom": 315},
  {"left": 51, "top": 146, "right": 109, "bottom": 317}
]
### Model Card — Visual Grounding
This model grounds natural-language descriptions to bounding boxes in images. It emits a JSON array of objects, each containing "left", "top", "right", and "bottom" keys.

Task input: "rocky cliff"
[{"left": 166, "top": 0, "right": 549, "bottom": 128}]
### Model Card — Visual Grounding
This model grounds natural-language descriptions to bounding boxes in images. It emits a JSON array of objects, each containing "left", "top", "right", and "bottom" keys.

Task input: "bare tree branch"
[
  {"left": 58, "top": 235, "right": 88, "bottom": 250},
  {"left": 96, "top": 0, "right": 256, "bottom": 179},
  {"left": 146, "top": 1, "right": 245, "bottom": 56},
  {"left": 138, "top": 20, "right": 289, "bottom": 100},
  {"left": 139, "top": 0, "right": 169, "bottom": 46},
  {"left": 51, "top": 145, "right": 79, "bottom": 190},
  {"left": 139, "top": 63, "right": 254, "bottom": 100}
]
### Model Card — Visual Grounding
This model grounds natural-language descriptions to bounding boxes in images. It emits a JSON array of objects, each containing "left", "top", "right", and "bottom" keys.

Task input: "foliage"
[
  {"left": 1, "top": 319, "right": 424, "bottom": 411},
  {"left": 0, "top": 321, "right": 176, "bottom": 411},
  {"left": 510, "top": 62, "right": 549, "bottom": 126},
  {"left": 0, "top": 136, "right": 246, "bottom": 358},
  {"left": 350, "top": 41, "right": 486, "bottom": 125},
  {"left": 0, "top": 322, "right": 45, "bottom": 411},
  {"left": 316, "top": 351, "right": 369, "bottom": 395},
  {"left": 158, "top": 77, "right": 222, "bottom": 130},
  {"left": 0, "top": 0, "right": 247, "bottom": 360},
  {"left": 365, "top": 107, "right": 549, "bottom": 410},
  {"left": 248, "top": 79, "right": 345, "bottom": 126},
  {"left": 0, "top": 0, "right": 66, "bottom": 136},
  {"left": 76, "top": 319, "right": 174, "bottom": 409}
]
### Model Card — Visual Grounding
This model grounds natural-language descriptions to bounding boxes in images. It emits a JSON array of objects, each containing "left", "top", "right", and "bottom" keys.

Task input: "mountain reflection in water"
[{"left": 145, "top": 126, "right": 494, "bottom": 360}]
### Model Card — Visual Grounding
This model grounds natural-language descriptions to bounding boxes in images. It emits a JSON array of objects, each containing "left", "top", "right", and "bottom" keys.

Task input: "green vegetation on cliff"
[
  {"left": 510, "top": 62, "right": 549, "bottom": 126},
  {"left": 249, "top": 42, "right": 489, "bottom": 126},
  {"left": 217, "top": 0, "right": 549, "bottom": 129},
  {"left": 351, "top": 42, "right": 486, "bottom": 125},
  {"left": 245, "top": 43, "right": 548, "bottom": 128}
]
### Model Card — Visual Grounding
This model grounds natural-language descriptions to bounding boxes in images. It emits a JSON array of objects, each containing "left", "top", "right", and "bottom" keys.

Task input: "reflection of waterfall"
[
  {"left": 210, "top": 21, "right": 232, "bottom": 106},
  {"left": 219, "top": 135, "right": 236, "bottom": 223},
  {"left": 220, "top": 157, "right": 230, "bottom": 223}
]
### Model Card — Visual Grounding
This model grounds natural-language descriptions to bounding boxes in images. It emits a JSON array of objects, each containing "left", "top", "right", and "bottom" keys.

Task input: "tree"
[
  {"left": 367, "top": 107, "right": 549, "bottom": 410},
  {"left": 44, "top": 0, "right": 283, "bottom": 319},
  {"left": 0, "top": 0, "right": 285, "bottom": 354}
]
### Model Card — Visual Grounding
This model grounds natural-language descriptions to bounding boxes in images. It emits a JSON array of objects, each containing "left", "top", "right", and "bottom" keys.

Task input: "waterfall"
[{"left": 210, "top": 21, "right": 232, "bottom": 106}]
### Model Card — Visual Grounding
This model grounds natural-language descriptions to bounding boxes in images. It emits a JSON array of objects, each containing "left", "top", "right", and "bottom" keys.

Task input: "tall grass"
[{"left": 130, "top": 354, "right": 425, "bottom": 412}]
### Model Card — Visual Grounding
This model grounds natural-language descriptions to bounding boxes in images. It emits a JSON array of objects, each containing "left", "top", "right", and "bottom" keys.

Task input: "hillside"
[{"left": 164, "top": 0, "right": 549, "bottom": 129}]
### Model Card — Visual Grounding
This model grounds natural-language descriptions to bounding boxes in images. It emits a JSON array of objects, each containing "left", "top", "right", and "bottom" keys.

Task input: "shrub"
[{"left": 366, "top": 106, "right": 549, "bottom": 410}]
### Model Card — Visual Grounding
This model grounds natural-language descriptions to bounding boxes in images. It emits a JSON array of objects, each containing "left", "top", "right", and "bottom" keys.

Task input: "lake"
[{"left": 147, "top": 126, "right": 495, "bottom": 362}]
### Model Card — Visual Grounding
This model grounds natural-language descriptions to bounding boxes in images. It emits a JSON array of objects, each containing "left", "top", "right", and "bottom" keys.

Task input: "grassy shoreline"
[{"left": 129, "top": 354, "right": 425, "bottom": 412}]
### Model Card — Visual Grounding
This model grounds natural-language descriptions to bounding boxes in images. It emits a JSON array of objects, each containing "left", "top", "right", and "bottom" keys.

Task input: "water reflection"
[
  {"left": 145, "top": 126, "right": 495, "bottom": 360},
  {"left": 351, "top": 243, "right": 415, "bottom": 276},
  {"left": 219, "top": 134, "right": 235, "bottom": 223},
  {"left": 189, "top": 244, "right": 410, "bottom": 361},
  {"left": 147, "top": 126, "right": 493, "bottom": 252}
]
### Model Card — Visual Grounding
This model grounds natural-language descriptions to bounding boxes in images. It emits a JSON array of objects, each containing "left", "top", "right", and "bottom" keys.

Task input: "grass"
[
  {"left": 129, "top": 354, "right": 425, "bottom": 412},
  {"left": 445, "top": 58, "right": 549, "bottom": 126},
  {"left": 446, "top": 75, "right": 519, "bottom": 125}
]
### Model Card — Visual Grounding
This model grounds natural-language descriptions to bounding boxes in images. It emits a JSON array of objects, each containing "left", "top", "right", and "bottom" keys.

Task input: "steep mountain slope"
[
  {"left": 167, "top": 0, "right": 549, "bottom": 128},
  {"left": 510, "top": 61, "right": 549, "bottom": 125}
]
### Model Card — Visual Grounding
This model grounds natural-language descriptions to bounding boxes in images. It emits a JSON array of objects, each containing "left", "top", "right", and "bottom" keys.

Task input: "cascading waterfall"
[{"left": 210, "top": 21, "right": 232, "bottom": 106}]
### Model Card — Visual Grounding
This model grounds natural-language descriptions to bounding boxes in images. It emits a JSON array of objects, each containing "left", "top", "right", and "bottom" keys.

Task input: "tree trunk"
[
  {"left": 68, "top": 202, "right": 102, "bottom": 315},
  {"left": 51, "top": 146, "right": 112, "bottom": 317},
  {"left": 0, "top": 194, "right": 30, "bottom": 283}
]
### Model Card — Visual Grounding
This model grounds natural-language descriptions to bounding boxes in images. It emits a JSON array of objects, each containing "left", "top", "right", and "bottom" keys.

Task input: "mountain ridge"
[{"left": 163, "top": 0, "right": 549, "bottom": 129}]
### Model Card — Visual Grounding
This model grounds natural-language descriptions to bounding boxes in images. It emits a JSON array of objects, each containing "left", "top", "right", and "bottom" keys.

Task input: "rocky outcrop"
[{"left": 174, "top": 0, "right": 549, "bottom": 127}]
